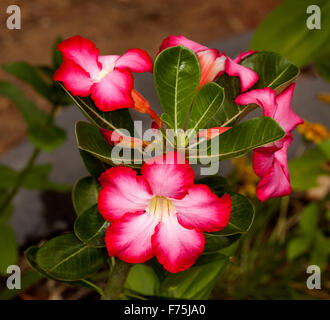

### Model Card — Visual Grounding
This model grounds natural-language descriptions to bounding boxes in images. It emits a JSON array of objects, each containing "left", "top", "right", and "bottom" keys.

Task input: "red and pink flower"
[
  {"left": 53, "top": 35, "right": 153, "bottom": 111},
  {"left": 98, "top": 152, "right": 231, "bottom": 273},
  {"left": 235, "top": 84, "right": 303, "bottom": 201},
  {"left": 158, "top": 35, "right": 258, "bottom": 91}
]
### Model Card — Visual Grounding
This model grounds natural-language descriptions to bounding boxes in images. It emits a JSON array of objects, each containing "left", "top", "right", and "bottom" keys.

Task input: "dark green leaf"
[
  {"left": 76, "top": 121, "right": 140, "bottom": 168},
  {"left": 35, "top": 233, "right": 106, "bottom": 281},
  {"left": 189, "top": 117, "right": 285, "bottom": 162},
  {"left": 74, "top": 205, "right": 109, "bottom": 247},
  {"left": 79, "top": 149, "right": 109, "bottom": 178},
  {"left": 154, "top": 46, "right": 201, "bottom": 131},
  {"left": 287, "top": 236, "right": 311, "bottom": 261},
  {"left": 53, "top": 36, "right": 63, "bottom": 70},
  {"left": 0, "top": 223, "right": 18, "bottom": 275},
  {"left": 299, "top": 202, "right": 319, "bottom": 236},
  {"left": 72, "top": 176, "right": 100, "bottom": 216},
  {"left": 0, "top": 165, "right": 17, "bottom": 189},
  {"left": 186, "top": 82, "right": 224, "bottom": 133}
]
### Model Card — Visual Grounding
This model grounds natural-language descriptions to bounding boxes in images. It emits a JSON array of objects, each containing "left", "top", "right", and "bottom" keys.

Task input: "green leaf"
[
  {"left": 311, "top": 232, "right": 330, "bottom": 269},
  {"left": 125, "top": 264, "right": 160, "bottom": 297},
  {"left": 35, "top": 233, "right": 106, "bottom": 281},
  {"left": 287, "top": 236, "right": 311, "bottom": 261},
  {"left": 299, "top": 202, "right": 319, "bottom": 236},
  {"left": 315, "top": 52, "right": 330, "bottom": 82},
  {"left": 251, "top": 0, "right": 330, "bottom": 67},
  {"left": 189, "top": 117, "right": 285, "bottom": 162},
  {"left": 241, "top": 52, "right": 300, "bottom": 92},
  {"left": 208, "top": 52, "right": 299, "bottom": 127},
  {"left": 59, "top": 83, "right": 134, "bottom": 134},
  {"left": 3, "top": 62, "right": 53, "bottom": 101},
  {"left": 79, "top": 149, "right": 109, "bottom": 178},
  {"left": 72, "top": 176, "right": 100, "bottom": 216},
  {"left": 159, "top": 247, "right": 232, "bottom": 299},
  {"left": 0, "top": 165, "right": 17, "bottom": 189},
  {"left": 0, "top": 223, "right": 18, "bottom": 275},
  {"left": 289, "top": 145, "right": 328, "bottom": 190},
  {"left": 204, "top": 233, "right": 241, "bottom": 253},
  {"left": 197, "top": 175, "right": 232, "bottom": 194},
  {"left": 74, "top": 205, "right": 109, "bottom": 247},
  {"left": 0, "top": 81, "right": 66, "bottom": 152},
  {"left": 76, "top": 121, "right": 140, "bottom": 168},
  {"left": 154, "top": 46, "right": 201, "bottom": 131},
  {"left": 186, "top": 82, "right": 224, "bottom": 133}
]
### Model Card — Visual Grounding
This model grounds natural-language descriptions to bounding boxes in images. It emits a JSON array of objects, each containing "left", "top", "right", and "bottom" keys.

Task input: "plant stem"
[
  {"left": 270, "top": 196, "right": 290, "bottom": 243},
  {"left": 0, "top": 105, "right": 58, "bottom": 215},
  {"left": 102, "top": 259, "right": 132, "bottom": 300}
]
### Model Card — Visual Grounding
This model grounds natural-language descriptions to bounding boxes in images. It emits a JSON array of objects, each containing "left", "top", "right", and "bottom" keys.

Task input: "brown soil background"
[{"left": 0, "top": 0, "right": 280, "bottom": 155}]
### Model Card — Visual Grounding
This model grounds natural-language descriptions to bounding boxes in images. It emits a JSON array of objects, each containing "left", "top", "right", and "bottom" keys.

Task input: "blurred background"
[{"left": 0, "top": 0, "right": 329, "bottom": 300}]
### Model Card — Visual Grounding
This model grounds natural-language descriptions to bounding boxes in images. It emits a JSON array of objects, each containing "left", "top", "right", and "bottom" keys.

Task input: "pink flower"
[
  {"left": 235, "top": 84, "right": 303, "bottom": 201},
  {"left": 158, "top": 35, "right": 258, "bottom": 91},
  {"left": 98, "top": 152, "right": 231, "bottom": 273},
  {"left": 53, "top": 35, "right": 153, "bottom": 111}
]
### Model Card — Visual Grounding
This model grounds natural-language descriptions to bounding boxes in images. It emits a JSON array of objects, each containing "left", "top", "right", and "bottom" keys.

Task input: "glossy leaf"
[
  {"left": 189, "top": 117, "right": 285, "bottom": 162},
  {"left": 0, "top": 223, "right": 18, "bottom": 275},
  {"left": 76, "top": 121, "right": 140, "bottom": 168},
  {"left": 251, "top": 0, "right": 330, "bottom": 67},
  {"left": 79, "top": 149, "right": 109, "bottom": 178},
  {"left": 154, "top": 46, "right": 201, "bottom": 131},
  {"left": 208, "top": 52, "right": 299, "bottom": 127},
  {"left": 72, "top": 176, "right": 100, "bottom": 216},
  {"left": 60, "top": 84, "right": 134, "bottom": 134},
  {"left": 187, "top": 82, "right": 224, "bottom": 133},
  {"left": 35, "top": 233, "right": 106, "bottom": 281},
  {"left": 74, "top": 205, "right": 109, "bottom": 247}
]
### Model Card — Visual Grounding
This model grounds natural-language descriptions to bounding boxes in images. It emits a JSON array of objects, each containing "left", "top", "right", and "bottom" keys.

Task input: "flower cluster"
[{"left": 53, "top": 34, "right": 302, "bottom": 271}]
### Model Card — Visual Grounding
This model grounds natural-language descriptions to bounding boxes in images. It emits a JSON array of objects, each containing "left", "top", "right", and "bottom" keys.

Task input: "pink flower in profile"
[
  {"left": 158, "top": 35, "right": 258, "bottom": 91},
  {"left": 98, "top": 152, "right": 231, "bottom": 273},
  {"left": 235, "top": 84, "right": 303, "bottom": 201},
  {"left": 53, "top": 35, "right": 153, "bottom": 111}
]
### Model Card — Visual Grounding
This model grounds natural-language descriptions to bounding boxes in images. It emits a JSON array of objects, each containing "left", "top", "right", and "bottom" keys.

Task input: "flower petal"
[
  {"left": 235, "top": 88, "right": 276, "bottom": 117},
  {"left": 57, "top": 35, "right": 101, "bottom": 79},
  {"left": 225, "top": 56, "right": 259, "bottom": 92},
  {"left": 158, "top": 35, "right": 208, "bottom": 54},
  {"left": 274, "top": 84, "right": 304, "bottom": 133},
  {"left": 197, "top": 49, "right": 226, "bottom": 87},
  {"left": 233, "top": 50, "right": 257, "bottom": 63},
  {"left": 115, "top": 49, "right": 153, "bottom": 73},
  {"left": 53, "top": 58, "right": 93, "bottom": 96},
  {"left": 91, "top": 69, "right": 134, "bottom": 111},
  {"left": 151, "top": 215, "right": 205, "bottom": 273},
  {"left": 98, "top": 55, "right": 120, "bottom": 73},
  {"left": 256, "top": 160, "right": 291, "bottom": 202},
  {"left": 98, "top": 166, "right": 152, "bottom": 222},
  {"left": 253, "top": 148, "right": 275, "bottom": 177},
  {"left": 141, "top": 152, "right": 195, "bottom": 199},
  {"left": 175, "top": 185, "right": 231, "bottom": 232},
  {"left": 105, "top": 211, "right": 158, "bottom": 263}
]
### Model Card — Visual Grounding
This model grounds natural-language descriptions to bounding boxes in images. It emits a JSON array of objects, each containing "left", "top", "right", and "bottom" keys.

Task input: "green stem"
[
  {"left": 270, "top": 196, "right": 290, "bottom": 243},
  {"left": 102, "top": 259, "right": 132, "bottom": 300},
  {"left": 0, "top": 105, "right": 58, "bottom": 215}
]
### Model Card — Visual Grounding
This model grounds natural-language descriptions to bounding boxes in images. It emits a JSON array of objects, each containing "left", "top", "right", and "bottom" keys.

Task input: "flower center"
[
  {"left": 94, "top": 69, "right": 110, "bottom": 82},
  {"left": 145, "top": 196, "right": 176, "bottom": 221}
]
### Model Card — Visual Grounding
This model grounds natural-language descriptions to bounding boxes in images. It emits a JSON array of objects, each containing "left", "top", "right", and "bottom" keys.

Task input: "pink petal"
[
  {"left": 57, "top": 35, "right": 101, "bottom": 79},
  {"left": 53, "top": 58, "right": 93, "bottom": 96},
  {"left": 151, "top": 215, "right": 205, "bottom": 273},
  {"left": 98, "top": 167, "right": 152, "bottom": 222},
  {"left": 256, "top": 160, "right": 291, "bottom": 202},
  {"left": 158, "top": 35, "right": 209, "bottom": 54},
  {"left": 115, "top": 49, "right": 153, "bottom": 73},
  {"left": 100, "top": 128, "right": 144, "bottom": 149},
  {"left": 98, "top": 55, "right": 120, "bottom": 73},
  {"left": 197, "top": 49, "right": 226, "bottom": 87},
  {"left": 105, "top": 211, "right": 158, "bottom": 263},
  {"left": 91, "top": 69, "right": 134, "bottom": 111},
  {"left": 253, "top": 149, "right": 275, "bottom": 177},
  {"left": 225, "top": 56, "right": 259, "bottom": 92},
  {"left": 273, "top": 134, "right": 292, "bottom": 178},
  {"left": 175, "top": 186, "right": 231, "bottom": 232},
  {"left": 197, "top": 127, "right": 231, "bottom": 140},
  {"left": 141, "top": 152, "right": 195, "bottom": 200},
  {"left": 274, "top": 84, "right": 304, "bottom": 133},
  {"left": 235, "top": 87, "right": 276, "bottom": 117},
  {"left": 233, "top": 50, "right": 257, "bottom": 63}
]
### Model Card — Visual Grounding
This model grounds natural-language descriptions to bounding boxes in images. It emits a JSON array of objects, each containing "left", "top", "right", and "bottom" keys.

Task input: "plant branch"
[{"left": 102, "top": 259, "right": 132, "bottom": 300}]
